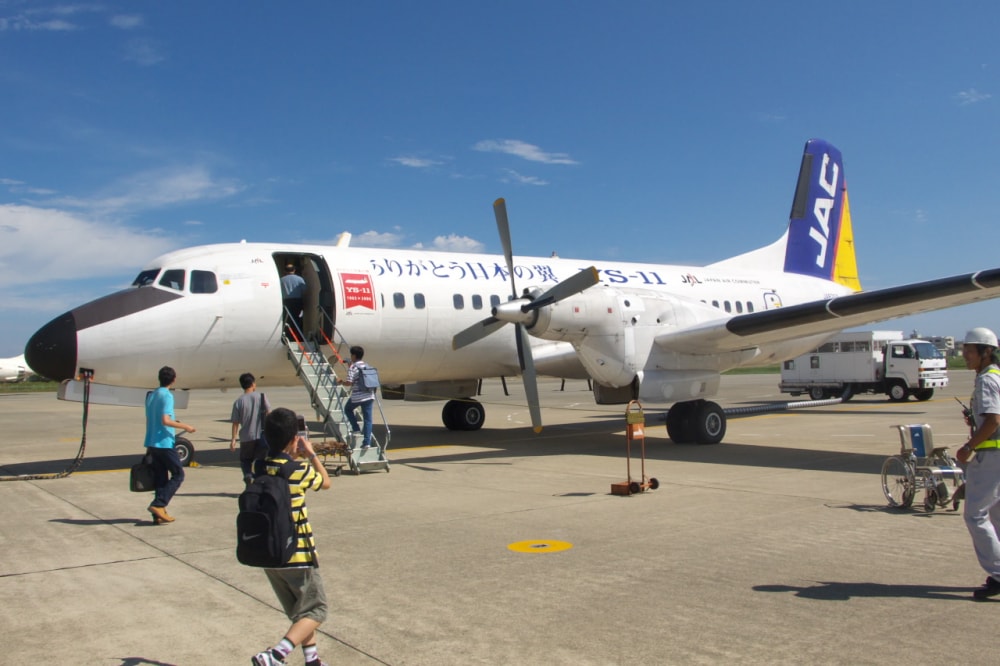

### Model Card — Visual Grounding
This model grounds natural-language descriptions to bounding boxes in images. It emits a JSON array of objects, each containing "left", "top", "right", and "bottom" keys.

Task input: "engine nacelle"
[{"left": 522, "top": 285, "right": 721, "bottom": 388}]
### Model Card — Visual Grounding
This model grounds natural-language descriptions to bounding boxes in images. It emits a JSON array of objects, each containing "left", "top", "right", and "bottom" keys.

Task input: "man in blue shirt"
[{"left": 144, "top": 366, "right": 196, "bottom": 524}]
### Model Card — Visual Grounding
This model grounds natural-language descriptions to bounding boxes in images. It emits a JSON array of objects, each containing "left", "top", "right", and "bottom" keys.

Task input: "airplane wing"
[{"left": 655, "top": 267, "right": 1000, "bottom": 354}]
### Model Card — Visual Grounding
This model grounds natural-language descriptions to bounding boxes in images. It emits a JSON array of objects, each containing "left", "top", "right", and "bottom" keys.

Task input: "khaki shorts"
[{"left": 264, "top": 566, "right": 328, "bottom": 624}]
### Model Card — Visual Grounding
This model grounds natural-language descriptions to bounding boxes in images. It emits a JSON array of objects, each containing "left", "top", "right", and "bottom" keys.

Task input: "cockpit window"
[
  {"left": 158, "top": 269, "right": 185, "bottom": 292},
  {"left": 132, "top": 269, "right": 160, "bottom": 287},
  {"left": 191, "top": 270, "right": 218, "bottom": 294}
]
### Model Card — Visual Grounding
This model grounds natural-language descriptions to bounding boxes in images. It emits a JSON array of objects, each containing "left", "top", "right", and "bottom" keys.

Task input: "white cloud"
[
  {"left": 429, "top": 234, "right": 485, "bottom": 253},
  {"left": 956, "top": 88, "right": 991, "bottom": 105},
  {"left": 111, "top": 14, "right": 143, "bottom": 29},
  {"left": 123, "top": 38, "right": 165, "bottom": 66},
  {"left": 500, "top": 168, "right": 548, "bottom": 186},
  {"left": 352, "top": 230, "right": 407, "bottom": 248},
  {"left": 48, "top": 165, "right": 243, "bottom": 216},
  {"left": 473, "top": 139, "right": 578, "bottom": 165},
  {"left": 389, "top": 156, "right": 443, "bottom": 168},
  {"left": 0, "top": 204, "right": 174, "bottom": 288}
]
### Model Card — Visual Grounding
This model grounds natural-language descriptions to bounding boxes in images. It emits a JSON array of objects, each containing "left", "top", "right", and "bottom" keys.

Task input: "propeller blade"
[
  {"left": 515, "top": 324, "right": 542, "bottom": 432},
  {"left": 522, "top": 266, "right": 600, "bottom": 312},
  {"left": 493, "top": 198, "right": 518, "bottom": 299},
  {"left": 453, "top": 316, "right": 507, "bottom": 350}
]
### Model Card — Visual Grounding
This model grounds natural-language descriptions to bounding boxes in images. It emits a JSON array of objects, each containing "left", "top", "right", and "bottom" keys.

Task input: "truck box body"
[{"left": 779, "top": 330, "right": 948, "bottom": 401}]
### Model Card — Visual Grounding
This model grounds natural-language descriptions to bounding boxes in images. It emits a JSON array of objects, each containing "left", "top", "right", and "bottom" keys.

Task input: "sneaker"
[
  {"left": 973, "top": 576, "right": 1000, "bottom": 600},
  {"left": 252, "top": 650, "right": 285, "bottom": 665}
]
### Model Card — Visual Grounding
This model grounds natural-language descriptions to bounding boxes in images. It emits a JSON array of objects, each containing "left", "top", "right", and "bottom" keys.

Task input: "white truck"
[{"left": 779, "top": 330, "right": 949, "bottom": 402}]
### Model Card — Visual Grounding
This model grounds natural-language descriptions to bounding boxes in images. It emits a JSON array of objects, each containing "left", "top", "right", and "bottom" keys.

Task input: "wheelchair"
[{"left": 881, "top": 424, "right": 965, "bottom": 512}]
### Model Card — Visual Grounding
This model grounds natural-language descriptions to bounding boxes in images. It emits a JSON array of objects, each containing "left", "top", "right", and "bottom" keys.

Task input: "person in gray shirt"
[{"left": 231, "top": 372, "right": 271, "bottom": 485}]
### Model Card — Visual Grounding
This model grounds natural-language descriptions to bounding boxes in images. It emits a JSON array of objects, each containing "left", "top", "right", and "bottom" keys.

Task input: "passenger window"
[
  {"left": 414, "top": 293, "right": 426, "bottom": 309},
  {"left": 190, "top": 270, "right": 218, "bottom": 294},
  {"left": 472, "top": 295, "right": 483, "bottom": 310},
  {"left": 159, "top": 269, "right": 185, "bottom": 291},
  {"left": 712, "top": 300, "right": 719, "bottom": 308},
  {"left": 132, "top": 269, "right": 160, "bottom": 287},
  {"left": 490, "top": 295, "right": 501, "bottom": 308},
  {"left": 735, "top": 302, "right": 743, "bottom": 313},
  {"left": 724, "top": 301, "right": 732, "bottom": 313},
  {"left": 453, "top": 294, "right": 465, "bottom": 310},
  {"left": 746, "top": 302, "right": 754, "bottom": 313},
  {"left": 393, "top": 293, "right": 405, "bottom": 309}
]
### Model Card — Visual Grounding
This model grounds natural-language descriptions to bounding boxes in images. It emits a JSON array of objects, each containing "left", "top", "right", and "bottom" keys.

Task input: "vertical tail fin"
[{"left": 783, "top": 139, "right": 861, "bottom": 291}]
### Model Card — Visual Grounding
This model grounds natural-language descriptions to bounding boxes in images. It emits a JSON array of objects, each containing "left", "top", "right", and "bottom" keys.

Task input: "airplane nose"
[{"left": 25, "top": 312, "right": 78, "bottom": 381}]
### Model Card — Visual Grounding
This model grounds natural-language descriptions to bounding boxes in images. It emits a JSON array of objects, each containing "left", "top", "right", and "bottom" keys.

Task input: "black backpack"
[{"left": 236, "top": 458, "right": 298, "bottom": 567}]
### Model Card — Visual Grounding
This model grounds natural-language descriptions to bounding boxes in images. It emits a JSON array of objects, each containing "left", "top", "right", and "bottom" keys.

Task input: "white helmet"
[{"left": 964, "top": 327, "right": 998, "bottom": 347}]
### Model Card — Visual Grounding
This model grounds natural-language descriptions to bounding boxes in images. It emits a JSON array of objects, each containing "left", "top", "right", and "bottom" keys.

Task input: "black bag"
[
  {"left": 129, "top": 453, "right": 155, "bottom": 492},
  {"left": 236, "top": 459, "right": 298, "bottom": 567},
  {"left": 358, "top": 365, "right": 380, "bottom": 390}
]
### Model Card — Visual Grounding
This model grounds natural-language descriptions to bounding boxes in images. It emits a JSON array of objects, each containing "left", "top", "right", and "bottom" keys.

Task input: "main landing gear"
[
  {"left": 666, "top": 399, "right": 726, "bottom": 444},
  {"left": 442, "top": 399, "right": 486, "bottom": 431}
]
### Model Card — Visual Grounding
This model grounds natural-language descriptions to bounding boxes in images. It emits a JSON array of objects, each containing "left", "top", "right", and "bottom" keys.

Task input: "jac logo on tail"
[{"left": 809, "top": 153, "right": 839, "bottom": 269}]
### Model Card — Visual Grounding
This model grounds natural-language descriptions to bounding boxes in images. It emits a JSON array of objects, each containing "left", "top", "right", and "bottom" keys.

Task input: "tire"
[
  {"left": 666, "top": 402, "right": 695, "bottom": 443},
  {"left": 809, "top": 386, "right": 827, "bottom": 400},
  {"left": 888, "top": 382, "right": 909, "bottom": 402},
  {"left": 441, "top": 399, "right": 485, "bottom": 431},
  {"left": 881, "top": 455, "right": 915, "bottom": 508},
  {"left": 693, "top": 400, "right": 726, "bottom": 444},
  {"left": 174, "top": 436, "right": 195, "bottom": 467},
  {"left": 913, "top": 389, "right": 934, "bottom": 401}
]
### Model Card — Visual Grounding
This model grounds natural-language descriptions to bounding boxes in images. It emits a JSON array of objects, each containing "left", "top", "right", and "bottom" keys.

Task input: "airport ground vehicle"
[
  {"left": 881, "top": 424, "right": 965, "bottom": 512},
  {"left": 779, "top": 330, "right": 948, "bottom": 402}
]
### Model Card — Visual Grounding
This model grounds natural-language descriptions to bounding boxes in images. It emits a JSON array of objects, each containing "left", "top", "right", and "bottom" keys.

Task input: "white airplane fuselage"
[{"left": 57, "top": 242, "right": 845, "bottom": 395}]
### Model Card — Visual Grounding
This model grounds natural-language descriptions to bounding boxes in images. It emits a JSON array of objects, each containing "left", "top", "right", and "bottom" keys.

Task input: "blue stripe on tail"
[{"left": 783, "top": 139, "right": 854, "bottom": 285}]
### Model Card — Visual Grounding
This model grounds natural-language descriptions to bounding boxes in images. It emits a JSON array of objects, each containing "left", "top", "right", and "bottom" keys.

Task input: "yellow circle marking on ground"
[{"left": 508, "top": 540, "right": 573, "bottom": 554}]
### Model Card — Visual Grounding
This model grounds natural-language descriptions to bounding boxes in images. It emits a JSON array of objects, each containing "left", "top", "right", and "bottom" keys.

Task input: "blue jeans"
[
  {"left": 147, "top": 445, "right": 185, "bottom": 508},
  {"left": 345, "top": 398, "right": 374, "bottom": 447}
]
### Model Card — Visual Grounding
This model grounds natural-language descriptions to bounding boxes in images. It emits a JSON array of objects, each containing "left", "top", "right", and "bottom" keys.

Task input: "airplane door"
[{"left": 762, "top": 291, "right": 782, "bottom": 309}]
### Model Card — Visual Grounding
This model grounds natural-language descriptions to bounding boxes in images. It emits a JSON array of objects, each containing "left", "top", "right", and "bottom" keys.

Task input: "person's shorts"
[
  {"left": 264, "top": 566, "right": 328, "bottom": 624},
  {"left": 239, "top": 438, "right": 267, "bottom": 462}
]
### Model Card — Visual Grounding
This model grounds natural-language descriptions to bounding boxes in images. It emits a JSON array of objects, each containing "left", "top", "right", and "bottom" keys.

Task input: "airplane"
[
  {"left": 0, "top": 354, "right": 34, "bottom": 383},
  {"left": 23, "top": 139, "right": 1000, "bottom": 444}
]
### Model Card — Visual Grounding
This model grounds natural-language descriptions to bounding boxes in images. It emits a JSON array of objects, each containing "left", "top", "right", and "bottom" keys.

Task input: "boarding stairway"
[{"left": 282, "top": 308, "right": 390, "bottom": 475}]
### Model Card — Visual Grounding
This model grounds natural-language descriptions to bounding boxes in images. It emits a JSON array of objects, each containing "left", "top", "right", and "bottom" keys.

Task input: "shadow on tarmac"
[{"left": 754, "top": 581, "right": 973, "bottom": 601}]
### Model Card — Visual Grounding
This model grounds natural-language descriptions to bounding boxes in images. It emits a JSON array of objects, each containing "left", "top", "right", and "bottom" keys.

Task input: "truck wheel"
[
  {"left": 913, "top": 389, "right": 934, "bottom": 401},
  {"left": 809, "top": 386, "right": 827, "bottom": 400},
  {"left": 888, "top": 382, "right": 909, "bottom": 402}
]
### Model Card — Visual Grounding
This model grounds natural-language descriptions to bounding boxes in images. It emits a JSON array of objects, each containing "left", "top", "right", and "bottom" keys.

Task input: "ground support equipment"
[{"left": 611, "top": 400, "right": 659, "bottom": 496}]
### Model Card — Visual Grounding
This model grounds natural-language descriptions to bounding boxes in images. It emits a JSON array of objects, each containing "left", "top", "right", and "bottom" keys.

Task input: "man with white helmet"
[{"left": 959, "top": 326, "right": 1000, "bottom": 600}]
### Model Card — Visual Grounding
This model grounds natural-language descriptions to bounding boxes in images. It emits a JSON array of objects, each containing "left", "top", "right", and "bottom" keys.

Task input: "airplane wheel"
[
  {"left": 666, "top": 402, "right": 695, "bottom": 443},
  {"left": 174, "top": 436, "right": 195, "bottom": 467},
  {"left": 442, "top": 400, "right": 486, "bottom": 431},
  {"left": 694, "top": 400, "right": 726, "bottom": 444}
]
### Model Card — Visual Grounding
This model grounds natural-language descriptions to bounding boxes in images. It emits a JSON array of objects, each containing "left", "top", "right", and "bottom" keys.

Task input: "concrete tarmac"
[{"left": 0, "top": 372, "right": 996, "bottom": 665}]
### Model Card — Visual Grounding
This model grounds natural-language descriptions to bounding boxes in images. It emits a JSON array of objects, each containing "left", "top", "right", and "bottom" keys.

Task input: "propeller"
[{"left": 452, "top": 198, "right": 599, "bottom": 432}]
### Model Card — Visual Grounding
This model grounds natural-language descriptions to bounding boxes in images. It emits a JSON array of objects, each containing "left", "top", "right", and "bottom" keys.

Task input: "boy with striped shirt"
[{"left": 252, "top": 408, "right": 332, "bottom": 666}]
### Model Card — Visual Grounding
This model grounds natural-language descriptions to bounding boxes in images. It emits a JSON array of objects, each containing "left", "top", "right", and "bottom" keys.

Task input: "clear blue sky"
[{"left": 2, "top": 1, "right": 999, "bottom": 357}]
